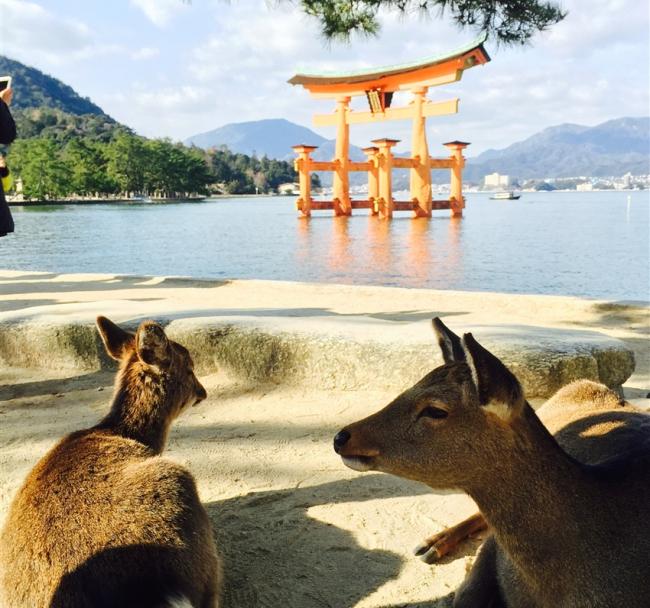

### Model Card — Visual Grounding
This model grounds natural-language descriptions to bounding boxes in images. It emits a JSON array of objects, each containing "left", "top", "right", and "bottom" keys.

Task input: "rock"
[{"left": 0, "top": 311, "right": 636, "bottom": 400}]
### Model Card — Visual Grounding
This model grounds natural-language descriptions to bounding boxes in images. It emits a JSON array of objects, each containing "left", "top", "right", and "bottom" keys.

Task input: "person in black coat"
[{"left": 0, "top": 86, "right": 16, "bottom": 237}]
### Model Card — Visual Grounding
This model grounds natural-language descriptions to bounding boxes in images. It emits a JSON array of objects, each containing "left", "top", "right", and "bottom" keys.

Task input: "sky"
[{"left": 0, "top": 0, "right": 648, "bottom": 156}]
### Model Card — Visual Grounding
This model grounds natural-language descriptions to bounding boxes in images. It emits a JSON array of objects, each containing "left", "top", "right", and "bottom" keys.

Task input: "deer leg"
[
  {"left": 414, "top": 512, "right": 487, "bottom": 563},
  {"left": 453, "top": 536, "right": 504, "bottom": 608}
]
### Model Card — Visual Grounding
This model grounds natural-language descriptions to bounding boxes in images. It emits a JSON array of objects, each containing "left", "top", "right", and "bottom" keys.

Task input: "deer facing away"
[
  {"left": 0, "top": 317, "right": 221, "bottom": 608},
  {"left": 334, "top": 318, "right": 650, "bottom": 607}
]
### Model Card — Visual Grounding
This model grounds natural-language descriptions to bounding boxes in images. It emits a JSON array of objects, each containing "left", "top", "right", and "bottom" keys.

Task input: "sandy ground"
[
  {"left": 0, "top": 273, "right": 648, "bottom": 606},
  {"left": 0, "top": 369, "right": 482, "bottom": 607}
]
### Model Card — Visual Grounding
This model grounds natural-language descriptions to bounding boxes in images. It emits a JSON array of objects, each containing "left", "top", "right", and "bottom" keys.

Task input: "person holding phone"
[{"left": 0, "top": 83, "right": 16, "bottom": 237}]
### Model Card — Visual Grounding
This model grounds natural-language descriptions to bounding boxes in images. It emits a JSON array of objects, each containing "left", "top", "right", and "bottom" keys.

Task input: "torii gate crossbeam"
[{"left": 288, "top": 34, "right": 490, "bottom": 219}]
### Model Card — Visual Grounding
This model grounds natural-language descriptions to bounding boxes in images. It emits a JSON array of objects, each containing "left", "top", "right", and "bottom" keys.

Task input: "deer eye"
[{"left": 417, "top": 405, "right": 449, "bottom": 421}]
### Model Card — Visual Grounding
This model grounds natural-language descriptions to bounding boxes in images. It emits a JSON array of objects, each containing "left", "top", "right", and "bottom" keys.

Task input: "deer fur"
[
  {"left": 0, "top": 317, "right": 221, "bottom": 608},
  {"left": 334, "top": 318, "right": 650, "bottom": 607}
]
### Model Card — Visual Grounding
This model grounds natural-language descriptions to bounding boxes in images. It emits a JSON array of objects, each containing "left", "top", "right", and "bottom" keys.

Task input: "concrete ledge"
[{"left": 0, "top": 314, "right": 635, "bottom": 399}]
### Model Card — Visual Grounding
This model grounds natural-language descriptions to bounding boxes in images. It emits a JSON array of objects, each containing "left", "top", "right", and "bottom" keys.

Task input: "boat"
[{"left": 490, "top": 191, "right": 521, "bottom": 200}]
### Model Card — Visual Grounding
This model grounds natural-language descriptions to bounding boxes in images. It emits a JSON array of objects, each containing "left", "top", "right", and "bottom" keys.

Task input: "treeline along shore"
[{"left": 3, "top": 107, "right": 319, "bottom": 202}]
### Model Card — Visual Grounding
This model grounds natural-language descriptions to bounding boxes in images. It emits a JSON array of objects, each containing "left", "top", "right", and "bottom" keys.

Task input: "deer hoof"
[{"left": 414, "top": 540, "right": 443, "bottom": 563}]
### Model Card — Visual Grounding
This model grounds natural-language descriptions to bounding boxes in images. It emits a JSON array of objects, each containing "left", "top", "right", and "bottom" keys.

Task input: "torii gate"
[{"left": 289, "top": 35, "right": 490, "bottom": 219}]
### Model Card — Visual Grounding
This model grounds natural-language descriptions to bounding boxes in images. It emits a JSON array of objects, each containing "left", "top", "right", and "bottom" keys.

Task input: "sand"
[{"left": 0, "top": 272, "right": 648, "bottom": 606}]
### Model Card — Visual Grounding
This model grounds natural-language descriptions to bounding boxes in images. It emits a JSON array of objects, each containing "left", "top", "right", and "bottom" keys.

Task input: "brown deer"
[
  {"left": 0, "top": 317, "right": 221, "bottom": 608},
  {"left": 334, "top": 318, "right": 650, "bottom": 607}
]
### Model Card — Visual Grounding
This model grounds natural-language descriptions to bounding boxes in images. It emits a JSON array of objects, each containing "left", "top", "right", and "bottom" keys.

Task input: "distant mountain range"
[
  {"left": 0, "top": 56, "right": 107, "bottom": 116},
  {"left": 3, "top": 53, "right": 646, "bottom": 181},
  {"left": 187, "top": 117, "right": 650, "bottom": 182},
  {"left": 464, "top": 117, "right": 649, "bottom": 180}
]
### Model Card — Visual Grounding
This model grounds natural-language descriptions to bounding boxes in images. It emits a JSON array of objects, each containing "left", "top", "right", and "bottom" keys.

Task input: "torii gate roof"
[{"left": 288, "top": 33, "right": 490, "bottom": 96}]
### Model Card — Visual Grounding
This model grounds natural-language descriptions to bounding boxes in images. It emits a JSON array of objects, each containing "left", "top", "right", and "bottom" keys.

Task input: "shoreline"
[
  {"left": 7, "top": 193, "right": 284, "bottom": 206},
  {"left": 8, "top": 189, "right": 646, "bottom": 206},
  {"left": 0, "top": 271, "right": 648, "bottom": 607},
  {"left": 0, "top": 270, "right": 647, "bottom": 398},
  {"left": 1, "top": 266, "right": 648, "bottom": 306}
]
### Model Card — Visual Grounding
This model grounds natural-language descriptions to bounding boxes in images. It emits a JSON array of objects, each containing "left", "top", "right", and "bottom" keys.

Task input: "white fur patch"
[
  {"left": 460, "top": 337, "right": 480, "bottom": 390},
  {"left": 341, "top": 456, "right": 374, "bottom": 472},
  {"left": 166, "top": 596, "right": 194, "bottom": 608},
  {"left": 483, "top": 400, "right": 512, "bottom": 421}
]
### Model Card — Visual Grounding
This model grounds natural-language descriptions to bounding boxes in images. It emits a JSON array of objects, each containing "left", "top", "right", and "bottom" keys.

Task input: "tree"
[
  {"left": 299, "top": 0, "right": 566, "bottom": 45},
  {"left": 105, "top": 133, "right": 148, "bottom": 194},
  {"left": 8, "top": 138, "right": 72, "bottom": 200},
  {"left": 63, "top": 138, "right": 117, "bottom": 195}
]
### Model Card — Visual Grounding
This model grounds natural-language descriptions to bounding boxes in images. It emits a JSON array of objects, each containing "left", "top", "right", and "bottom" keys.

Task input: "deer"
[
  {"left": 333, "top": 318, "right": 650, "bottom": 607},
  {"left": 0, "top": 317, "right": 221, "bottom": 608}
]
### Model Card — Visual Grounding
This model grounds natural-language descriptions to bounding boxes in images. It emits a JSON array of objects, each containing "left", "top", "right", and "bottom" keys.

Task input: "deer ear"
[
  {"left": 96, "top": 316, "right": 134, "bottom": 361},
  {"left": 136, "top": 321, "right": 171, "bottom": 369},
  {"left": 432, "top": 317, "right": 466, "bottom": 364},
  {"left": 461, "top": 333, "right": 524, "bottom": 418}
]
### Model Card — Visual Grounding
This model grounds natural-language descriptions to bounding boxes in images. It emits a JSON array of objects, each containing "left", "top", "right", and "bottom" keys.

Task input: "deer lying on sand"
[
  {"left": 0, "top": 317, "right": 221, "bottom": 608},
  {"left": 334, "top": 318, "right": 650, "bottom": 607}
]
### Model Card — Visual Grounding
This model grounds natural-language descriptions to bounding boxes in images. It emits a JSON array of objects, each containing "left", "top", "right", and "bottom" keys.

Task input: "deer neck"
[
  {"left": 466, "top": 405, "right": 594, "bottom": 582},
  {"left": 98, "top": 368, "right": 173, "bottom": 454}
]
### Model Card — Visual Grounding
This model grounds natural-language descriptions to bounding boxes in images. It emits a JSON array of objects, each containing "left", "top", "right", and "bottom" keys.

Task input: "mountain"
[
  {"left": 464, "top": 117, "right": 650, "bottom": 181},
  {"left": 0, "top": 56, "right": 107, "bottom": 116},
  {"left": 185, "top": 118, "right": 367, "bottom": 163},
  {"left": 186, "top": 119, "right": 326, "bottom": 159},
  {"left": 187, "top": 116, "right": 649, "bottom": 184},
  {"left": 186, "top": 118, "right": 370, "bottom": 186}
]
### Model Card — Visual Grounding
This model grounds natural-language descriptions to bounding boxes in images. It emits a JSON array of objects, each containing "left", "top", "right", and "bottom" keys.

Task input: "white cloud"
[
  {"left": 540, "top": 0, "right": 649, "bottom": 56},
  {"left": 133, "top": 84, "right": 213, "bottom": 112},
  {"left": 130, "top": 0, "right": 189, "bottom": 28},
  {"left": 3, "top": 0, "right": 646, "bottom": 154},
  {"left": 0, "top": 0, "right": 94, "bottom": 62},
  {"left": 131, "top": 47, "right": 160, "bottom": 60}
]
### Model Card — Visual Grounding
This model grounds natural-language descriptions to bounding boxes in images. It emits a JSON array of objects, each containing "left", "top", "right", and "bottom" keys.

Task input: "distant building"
[
  {"left": 577, "top": 182, "right": 593, "bottom": 191},
  {"left": 483, "top": 172, "right": 511, "bottom": 188},
  {"left": 623, "top": 172, "right": 633, "bottom": 189}
]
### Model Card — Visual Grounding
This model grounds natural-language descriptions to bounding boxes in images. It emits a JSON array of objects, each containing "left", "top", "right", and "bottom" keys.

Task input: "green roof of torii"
[{"left": 288, "top": 33, "right": 490, "bottom": 87}]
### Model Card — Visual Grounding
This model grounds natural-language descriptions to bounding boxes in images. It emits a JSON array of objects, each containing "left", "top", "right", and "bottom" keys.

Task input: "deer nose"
[
  {"left": 196, "top": 383, "right": 207, "bottom": 403},
  {"left": 333, "top": 430, "right": 351, "bottom": 453}
]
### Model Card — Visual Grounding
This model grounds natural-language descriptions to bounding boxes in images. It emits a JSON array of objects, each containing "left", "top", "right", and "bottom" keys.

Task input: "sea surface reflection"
[{"left": 4, "top": 191, "right": 649, "bottom": 300}]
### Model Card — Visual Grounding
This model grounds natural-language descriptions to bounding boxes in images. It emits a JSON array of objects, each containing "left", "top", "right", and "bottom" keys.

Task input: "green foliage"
[
  {"left": 300, "top": 0, "right": 566, "bottom": 45},
  {"left": 205, "top": 146, "right": 318, "bottom": 194},
  {"left": 13, "top": 107, "right": 128, "bottom": 144},
  {"left": 104, "top": 133, "right": 148, "bottom": 193},
  {"left": 6, "top": 123, "right": 307, "bottom": 200},
  {"left": 63, "top": 139, "right": 118, "bottom": 195},
  {"left": 9, "top": 139, "right": 72, "bottom": 200},
  {"left": 1, "top": 54, "right": 307, "bottom": 200},
  {"left": 0, "top": 55, "right": 105, "bottom": 115}
]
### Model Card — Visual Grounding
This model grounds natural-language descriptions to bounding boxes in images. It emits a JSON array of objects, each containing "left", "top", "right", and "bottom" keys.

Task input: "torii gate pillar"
[
  {"left": 444, "top": 141, "right": 469, "bottom": 217},
  {"left": 410, "top": 87, "right": 432, "bottom": 217},
  {"left": 362, "top": 146, "right": 380, "bottom": 215},
  {"left": 373, "top": 138, "right": 399, "bottom": 219},
  {"left": 333, "top": 96, "right": 351, "bottom": 216}
]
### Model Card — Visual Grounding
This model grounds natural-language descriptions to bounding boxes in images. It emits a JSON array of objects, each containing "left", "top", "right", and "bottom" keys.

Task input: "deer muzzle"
[{"left": 333, "top": 428, "right": 380, "bottom": 472}]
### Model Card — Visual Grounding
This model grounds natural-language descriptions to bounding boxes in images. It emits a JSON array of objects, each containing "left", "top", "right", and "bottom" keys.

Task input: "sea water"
[{"left": 4, "top": 191, "right": 649, "bottom": 301}]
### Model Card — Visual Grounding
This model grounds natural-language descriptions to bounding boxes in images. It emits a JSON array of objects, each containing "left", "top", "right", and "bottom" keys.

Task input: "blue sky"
[{"left": 0, "top": 0, "right": 648, "bottom": 155}]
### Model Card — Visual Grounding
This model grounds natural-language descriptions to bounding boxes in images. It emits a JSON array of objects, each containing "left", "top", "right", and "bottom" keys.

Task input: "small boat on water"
[{"left": 490, "top": 191, "right": 521, "bottom": 200}]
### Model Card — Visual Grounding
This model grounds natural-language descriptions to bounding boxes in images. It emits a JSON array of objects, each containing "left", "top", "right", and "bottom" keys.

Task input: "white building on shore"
[{"left": 483, "top": 172, "right": 511, "bottom": 188}]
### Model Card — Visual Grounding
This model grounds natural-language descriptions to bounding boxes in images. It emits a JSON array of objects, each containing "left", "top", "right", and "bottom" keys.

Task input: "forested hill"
[
  {"left": 0, "top": 56, "right": 106, "bottom": 116},
  {"left": 1, "top": 57, "right": 308, "bottom": 199}
]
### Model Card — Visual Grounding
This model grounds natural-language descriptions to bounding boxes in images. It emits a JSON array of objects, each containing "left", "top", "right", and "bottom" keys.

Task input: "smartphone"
[{"left": 0, "top": 76, "right": 12, "bottom": 92}]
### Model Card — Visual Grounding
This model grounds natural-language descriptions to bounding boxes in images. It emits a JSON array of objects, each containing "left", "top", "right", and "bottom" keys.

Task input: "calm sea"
[{"left": 3, "top": 191, "right": 649, "bottom": 301}]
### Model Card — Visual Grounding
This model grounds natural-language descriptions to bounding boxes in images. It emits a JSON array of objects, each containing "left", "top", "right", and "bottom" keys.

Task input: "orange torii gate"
[{"left": 289, "top": 35, "right": 490, "bottom": 219}]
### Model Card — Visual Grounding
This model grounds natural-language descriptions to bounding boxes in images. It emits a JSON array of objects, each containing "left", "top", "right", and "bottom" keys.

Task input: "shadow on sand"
[{"left": 204, "top": 474, "right": 457, "bottom": 608}]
